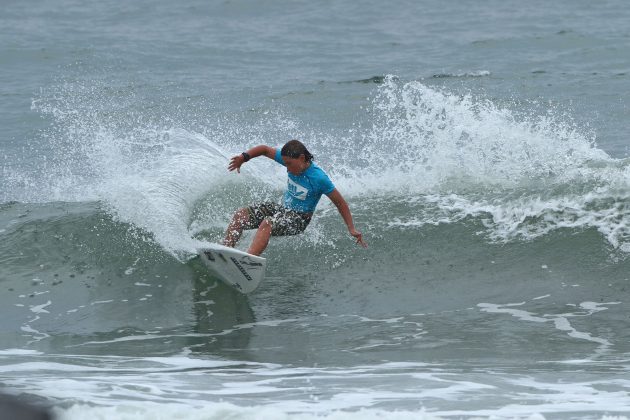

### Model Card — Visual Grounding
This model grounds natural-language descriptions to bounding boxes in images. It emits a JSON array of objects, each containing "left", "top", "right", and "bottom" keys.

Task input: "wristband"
[{"left": 241, "top": 152, "right": 251, "bottom": 162}]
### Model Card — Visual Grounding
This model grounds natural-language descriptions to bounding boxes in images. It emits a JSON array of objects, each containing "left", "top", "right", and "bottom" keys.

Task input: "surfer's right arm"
[{"left": 228, "top": 145, "right": 276, "bottom": 173}]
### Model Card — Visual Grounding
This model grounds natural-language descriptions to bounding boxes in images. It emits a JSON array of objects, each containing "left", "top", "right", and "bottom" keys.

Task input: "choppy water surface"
[{"left": 2, "top": 0, "right": 630, "bottom": 418}]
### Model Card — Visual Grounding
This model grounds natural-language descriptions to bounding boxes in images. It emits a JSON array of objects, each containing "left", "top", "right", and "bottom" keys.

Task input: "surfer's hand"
[
  {"left": 228, "top": 155, "right": 245, "bottom": 173},
  {"left": 350, "top": 229, "right": 367, "bottom": 248}
]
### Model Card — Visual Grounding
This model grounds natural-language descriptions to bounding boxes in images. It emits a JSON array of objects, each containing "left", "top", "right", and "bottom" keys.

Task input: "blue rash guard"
[{"left": 274, "top": 148, "right": 335, "bottom": 213}]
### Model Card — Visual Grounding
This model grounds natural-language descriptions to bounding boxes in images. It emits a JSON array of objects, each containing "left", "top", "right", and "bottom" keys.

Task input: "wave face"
[
  {"left": 350, "top": 77, "right": 630, "bottom": 252},
  {"left": 2, "top": 75, "right": 630, "bottom": 419},
  {"left": 6, "top": 75, "right": 630, "bottom": 257}
]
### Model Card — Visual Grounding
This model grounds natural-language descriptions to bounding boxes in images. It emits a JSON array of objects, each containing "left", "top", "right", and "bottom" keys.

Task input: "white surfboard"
[{"left": 197, "top": 243, "right": 267, "bottom": 294}]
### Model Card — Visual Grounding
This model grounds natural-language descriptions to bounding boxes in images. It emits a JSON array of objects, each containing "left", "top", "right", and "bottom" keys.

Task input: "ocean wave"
[
  {"left": 432, "top": 70, "right": 491, "bottom": 78},
  {"left": 337, "top": 75, "right": 609, "bottom": 193},
  {"left": 6, "top": 75, "right": 630, "bottom": 257},
  {"left": 381, "top": 190, "right": 630, "bottom": 251},
  {"left": 54, "top": 402, "right": 550, "bottom": 420}
]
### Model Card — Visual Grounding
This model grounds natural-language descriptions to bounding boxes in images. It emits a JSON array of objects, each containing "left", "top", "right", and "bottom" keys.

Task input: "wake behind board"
[{"left": 197, "top": 243, "right": 266, "bottom": 293}]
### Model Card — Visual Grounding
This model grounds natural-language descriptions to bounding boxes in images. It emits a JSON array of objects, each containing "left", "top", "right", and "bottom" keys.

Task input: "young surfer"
[{"left": 224, "top": 140, "right": 367, "bottom": 256}]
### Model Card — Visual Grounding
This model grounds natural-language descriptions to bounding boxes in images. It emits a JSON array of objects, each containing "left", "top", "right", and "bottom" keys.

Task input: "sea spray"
[
  {"left": 15, "top": 75, "right": 630, "bottom": 256},
  {"left": 336, "top": 75, "right": 609, "bottom": 194},
  {"left": 335, "top": 77, "right": 630, "bottom": 251}
]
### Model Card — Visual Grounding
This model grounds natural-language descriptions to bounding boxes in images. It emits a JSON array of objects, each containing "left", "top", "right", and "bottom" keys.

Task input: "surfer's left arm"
[{"left": 326, "top": 189, "right": 367, "bottom": 248}]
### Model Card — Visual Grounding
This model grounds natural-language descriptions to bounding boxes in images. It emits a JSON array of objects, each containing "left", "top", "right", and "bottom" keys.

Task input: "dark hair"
[{"left": 281, "top": 139, "right": 314, "bottom": 162}]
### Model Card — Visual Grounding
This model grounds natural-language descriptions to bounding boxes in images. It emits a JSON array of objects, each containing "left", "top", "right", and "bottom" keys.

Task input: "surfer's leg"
[
  {"left": 223, "top": 208, "right": 250, "bottom": 247},
  {"left": 248, "top": 219, "right": 272, "bottom": 256},
  {"left": 246, "top": 207, "right": 311, "bottom": 255}
]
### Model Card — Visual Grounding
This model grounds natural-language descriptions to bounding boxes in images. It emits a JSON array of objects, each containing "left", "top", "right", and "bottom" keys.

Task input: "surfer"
[{"left": 223, "top": 140, "right": 367, "bottom": 256}]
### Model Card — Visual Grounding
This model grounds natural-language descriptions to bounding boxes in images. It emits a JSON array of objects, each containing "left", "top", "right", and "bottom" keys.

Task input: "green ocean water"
[{"left": 2, "top": 0, "right": 630, "bottom": 418}]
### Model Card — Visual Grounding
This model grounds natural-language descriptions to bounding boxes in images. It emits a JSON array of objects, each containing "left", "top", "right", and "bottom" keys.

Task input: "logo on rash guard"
[{"left": 287, "top": 179, "right": 307, "bottom": 200}]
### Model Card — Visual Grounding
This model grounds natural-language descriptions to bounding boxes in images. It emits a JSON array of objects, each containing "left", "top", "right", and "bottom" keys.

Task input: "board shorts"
[{"left": 244, "top": 202, "right": 312, "bottom": 236}]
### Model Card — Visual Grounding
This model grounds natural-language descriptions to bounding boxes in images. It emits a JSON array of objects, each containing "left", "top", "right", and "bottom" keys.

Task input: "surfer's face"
[{"left": 282, "top": 155, "right": 309, "bottom": 175}]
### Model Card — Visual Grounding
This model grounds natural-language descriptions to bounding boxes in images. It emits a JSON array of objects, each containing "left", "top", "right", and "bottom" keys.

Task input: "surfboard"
[{"left": 197, "top": 243, "right": 267, "bottom": 294}]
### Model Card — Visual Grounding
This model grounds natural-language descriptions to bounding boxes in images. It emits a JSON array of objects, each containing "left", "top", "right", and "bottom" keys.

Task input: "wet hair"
[{"left": 281, "top": 139, "right": 314, "bottom": 162}]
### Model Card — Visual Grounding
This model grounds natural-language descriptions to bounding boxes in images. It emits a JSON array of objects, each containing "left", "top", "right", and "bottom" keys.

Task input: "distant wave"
[
  {"left": 339, "top": 75, "right": 388, "bottom": 84},
  {"left": 432, "top": 70, "right": 491, "bottom": 78}
]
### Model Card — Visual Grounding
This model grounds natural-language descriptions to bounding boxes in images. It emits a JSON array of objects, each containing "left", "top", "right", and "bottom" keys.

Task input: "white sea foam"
[
  {"left": 334, "top": 76, "right": 609, "bottom": 194},
  {"left": 478, "top": 300, "right": 616, "bottom": 358},
  {"left": 1, "top": 348, "right": 628, "bottom": 419},
  {"left": 21, "top": 75, "right": 630, "bottom": 256},
  {"left": 382, "top": 189, "right": 630, "bottom": 248},
  {"left": 49, "top": 397, "right": 630, "bottom": 420},
  {"left": 432, "top": 70, "right": 492, "bottom": 78},
  {"left": 92, "top": 128, "right": 235, "bottom": 257},
  {"left": 329, "top": 77, "right": 630, "bottom": 249},
  {"left": 55, "top": 403, "right": 447, "bottom": 420},
  {"left": 0, "top": 348, "right": 43, "bottom": 356}
]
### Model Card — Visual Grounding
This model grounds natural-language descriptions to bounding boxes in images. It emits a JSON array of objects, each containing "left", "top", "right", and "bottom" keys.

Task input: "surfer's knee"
[
  {"left": 259, "top": 218, "right": 273, "bottom": 232},
  {"left": 233, "top": 207, "right": 249, "bottom": 224}
]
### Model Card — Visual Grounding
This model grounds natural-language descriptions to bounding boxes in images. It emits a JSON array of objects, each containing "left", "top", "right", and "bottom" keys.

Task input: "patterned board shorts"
[{"left": 244, "top": 202, "right": 312, "bottom": 236}]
